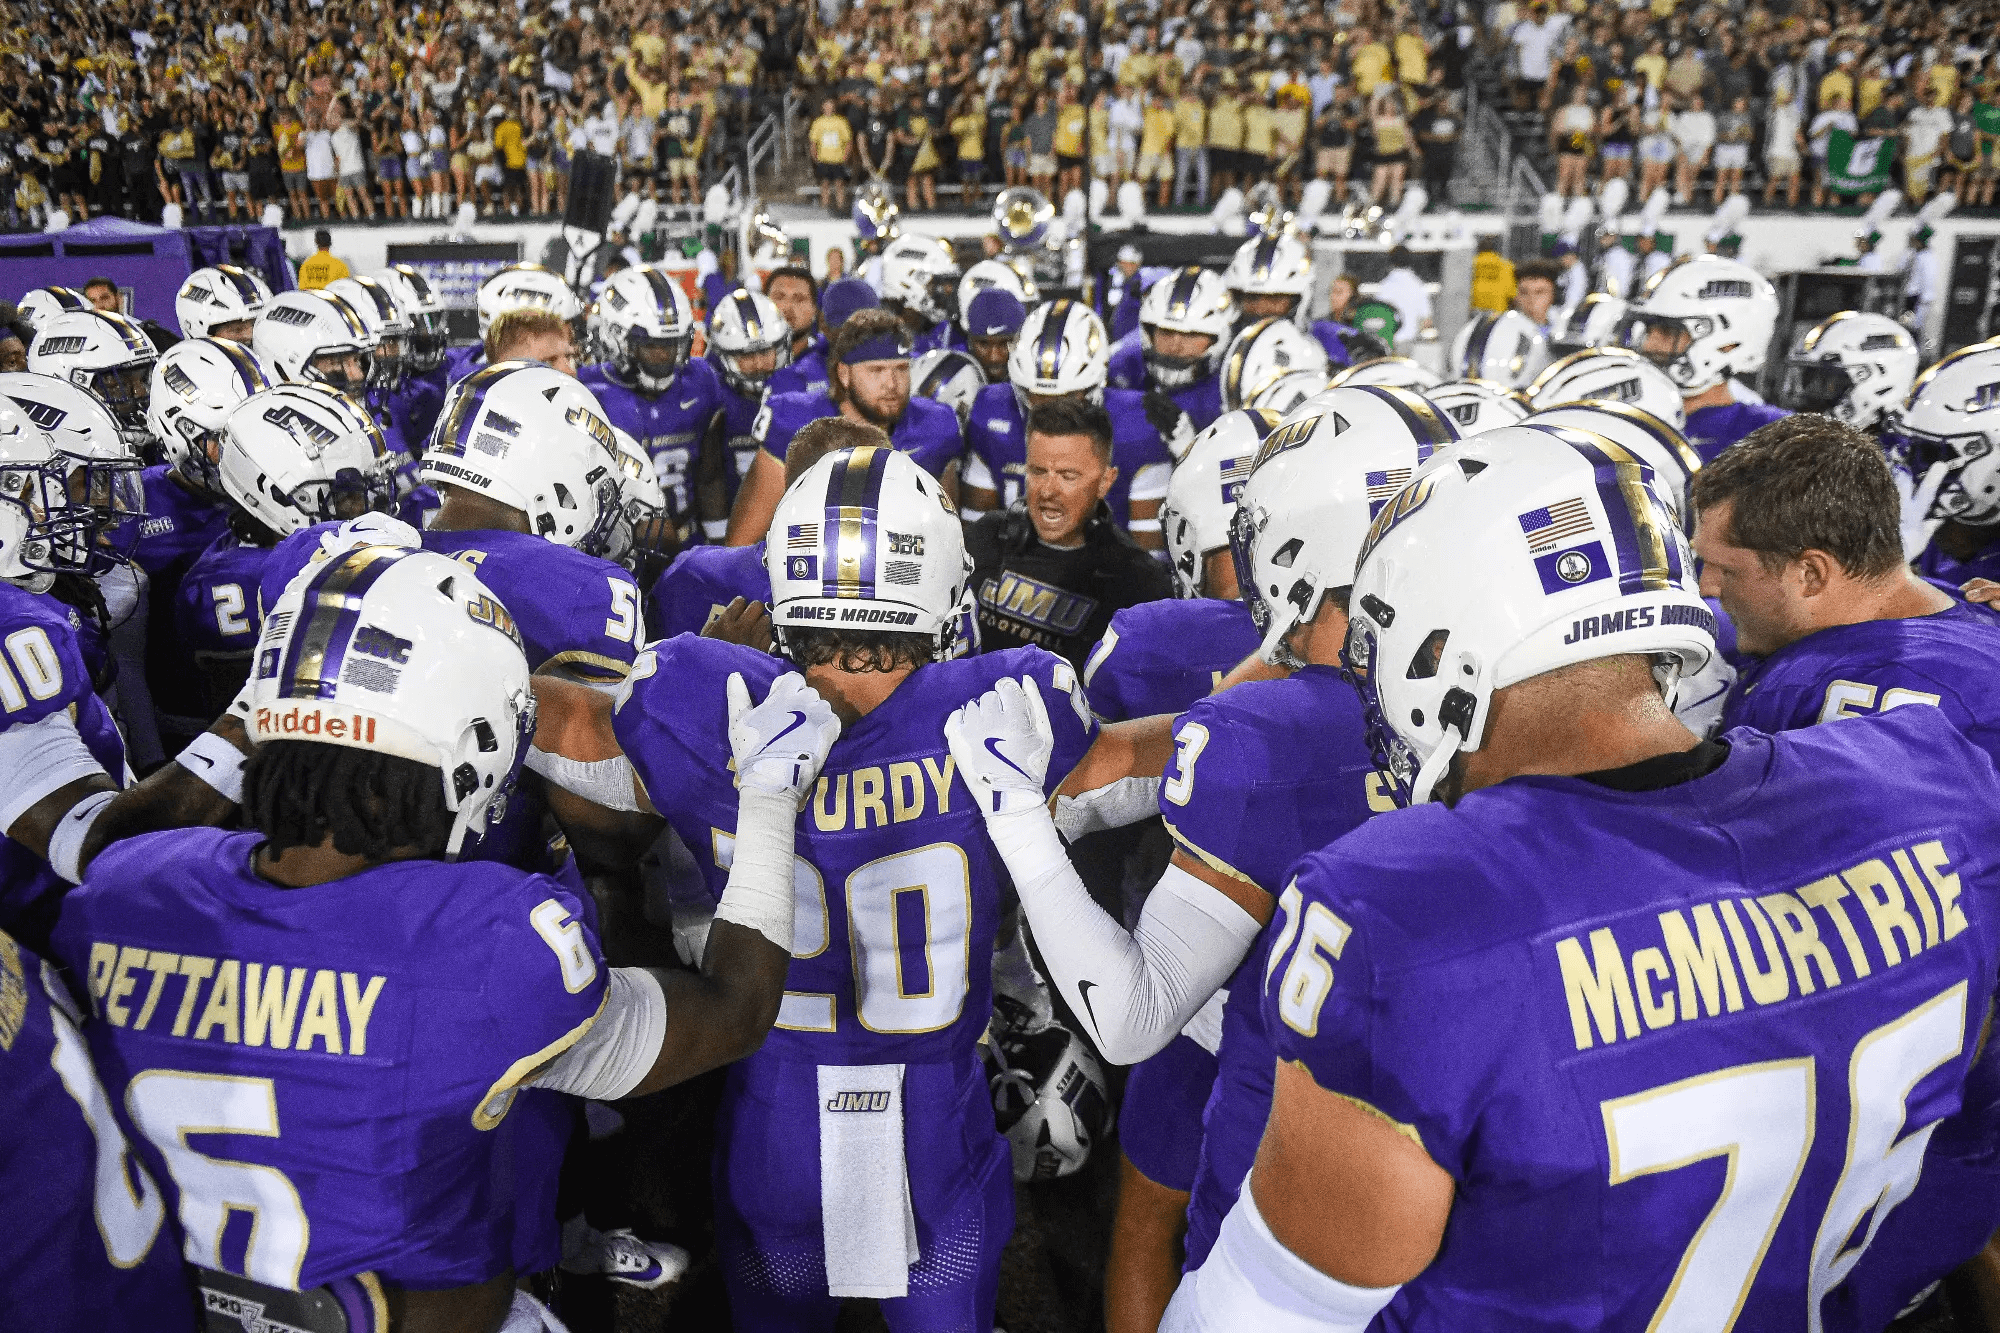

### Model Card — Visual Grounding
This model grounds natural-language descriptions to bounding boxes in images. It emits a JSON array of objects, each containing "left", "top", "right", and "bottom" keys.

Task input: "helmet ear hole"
[{"left": 1407, "top": 629, "right": 1449, "bottom": 680}]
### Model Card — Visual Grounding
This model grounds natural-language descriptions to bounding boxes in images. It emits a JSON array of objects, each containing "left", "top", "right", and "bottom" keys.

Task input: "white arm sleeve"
[
  {"left": 987, "top": 809, "right": 1261, "bottom": 1065},
  {"left": 525, "top": 745, "right": 645, "bottom": 812},
  {"left": 0, "top": 710, "right": 110, "bottom": 833},
  {"left": 1162, "top": 1181, "right": 1400, "bottom": 1333},
  {"left": 1127, "top": 460, "right": 1173, "bottom": 505},
  {"left": 525, "top": 966, "right": 668, "bottom": 1100},
  {"left": 1051, "top": 775, "right": 1164, "bottom": 841},
  {"left": 711, "top": 786, "right": 798, "bottom": 953}
]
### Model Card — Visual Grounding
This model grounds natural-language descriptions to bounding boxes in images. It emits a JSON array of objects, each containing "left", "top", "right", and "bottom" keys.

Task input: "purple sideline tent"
[{"left": 0, "top": 217, "right": 293, "bottom": 332}]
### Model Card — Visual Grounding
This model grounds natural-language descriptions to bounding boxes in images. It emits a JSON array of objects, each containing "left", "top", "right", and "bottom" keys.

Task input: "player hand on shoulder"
[
  {"left": 1963, "top": 578, "right": 2000, "bottom": 607},
  {"left": 728, "top": 669, "right": 841, "bottom": 801},
  {"left": 946, "top": 674, "right": 1055, "bottom": 818},
  {"left": 702, "top": 595, "right": 774, "bottom": 652}
]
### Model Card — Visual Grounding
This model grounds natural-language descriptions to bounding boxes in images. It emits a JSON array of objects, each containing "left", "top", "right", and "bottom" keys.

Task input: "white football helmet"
[
  {"left": 475, "top": 262, "right": 583, "bottom": 339},
  {"left": 1428, "top": 379, "right": 1532, "bottom": 437},
  {"left": 0, "top": 392, "right": 117, "bottom": 583},
  {"left": 1229, "top": 385, "right": 1461, "bottom": 668},
  {"left": 421, "top": 362, "right": 623, "bottom": 552},
  {"left": 591, "top": 266, "right": 696, "bottom": 394},
  {"left": 1329, "top": 356, "right": 1442, "bottom": 390},
  {"left": 880, "top": 235, "right": 961, "bottom": 326},
  {"left": 604, "top": 424, "right": 675, "bottom": 575},
  {"left": 28, "top": 309, "right": 158, "bottom": 446},
  {"left": 1902, "top": 343, "right": 2000, "bottom": 525},
  {"left": 986, "top": 1022, "right": 1114, "bottom": 1182},
  {"left": 1563, "top": 293, "right": 1628, "bottom": 349},
  {"left": 219, "top": 384, "right": 396, "bottom": 538},
  {"left": 1223, "top": 231, "right": 1314, "bottom": 315},
  {"left": 174, "top": 265, "right": 273, "bottom": 340},
  {"left": 765, "top": 445, "right": 969, "bottom": 662},
  {"left": 1249, "top": 370, "right": 1331, "bottom": 418},
  {"left": 1780, "top": 311, "right": 1920, "bottom": 431},
  {"left": 248, "top": 544, "right": 534, "bottom": 856},
  {"left": 1138, "top": 267, "right": 1235, "bottom": 389},
  {"left": 1523, "top": 402, "right": 1704, "bottom": 527},
  {"left": 17, "top": 287, "right": 92, "bottom": 336},
  {"left": 957, "top": 257, "right": 1039, "bottom": 325},
  {"left": 913, "top": 348, "right": 987, "bottom": 425},
  {"left": 326, "top": 275, "right": 413, "bottom": 388},
  {"left": 707, "top": 288, "right": 792, "bottom": 400},
  {"left": 254, "top": 290, "right": 379, "bottom": 394},
  {"left": 148, "top": 337, "right": 280, "bottom": 494},
  {"left": 1526, "top": 348, "right": 1687, "bottom": 430},
  {"left": 0, "top": 370, "right": 145, "bottom": 574},
  {"left": 1010, "top": 299, "right": 1109, "bottom": 399},
  {"left": 1161, "top": 408, "right": 1280, "bottom": 598},
  {"left": 1346, "top": 423, "right": 1711, "bottom": 805},
  {"left": 1220, "top": 317, "right": 1331, "bottom": 413},
  {"left": 375, "top": 264, "right": 450, "bottom": 374},
  {"left": 1625, "top": 255, "right": 1779, "bottom": 394},
  {"left": 1450, "top": 309, "right": 1551, "bottom": 388}
]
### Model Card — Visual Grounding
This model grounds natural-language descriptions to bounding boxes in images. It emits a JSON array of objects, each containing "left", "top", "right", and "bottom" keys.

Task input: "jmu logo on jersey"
[
  {"left": 825, "top": 1090, "right": 893, "bottom": 1112},
  {"left": 979, "top": 571, "right": 1095, "bottom": 635}
]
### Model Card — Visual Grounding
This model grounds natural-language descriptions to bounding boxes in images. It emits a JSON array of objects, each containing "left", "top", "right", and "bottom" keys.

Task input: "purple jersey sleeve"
[
  {"left": 0, "top": 581, "right": 97, "bottom": 729},
  {"left": 174, "top": 534, "right": 269, "bottom": 662},
  {"left": 645, "top": 542, "right": 771, "bottom": 641},
  {"left": 755, "top": 389, "right": 839, "bottom": 463},
  {"left": 1080, "top": 599, "right": 1259, "bottom": 722},
  {"left": 421, "top": 530, "right": 642, "bottom": 683}
]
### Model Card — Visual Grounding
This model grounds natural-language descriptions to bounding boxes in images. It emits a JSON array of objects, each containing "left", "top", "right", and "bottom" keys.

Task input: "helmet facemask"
[
  {"left": 406, "top": 310, "right": 449, "bottom": 373},
  {"left": 307, "top": 348, "right": 376, "bottom": 396},
  {"left": 1778, "top": 360, "right": 1857, "bottom": 416},
  {"left": 76, "top": 361, "right": 155, "bottom": 446},
  {"left": 717, "top": 337, "right": 789, "bottom": 400},
  {"left": 616, "top": 325, "right": 694, "bottom": 395}
]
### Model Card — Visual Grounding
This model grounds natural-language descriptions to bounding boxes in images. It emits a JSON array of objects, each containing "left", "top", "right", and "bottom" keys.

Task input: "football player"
[
  {"left": 1425, "top": 380, "right": 1531, "bottom": 438},
  {"left": 0, "top": 381, "right": 238, "bottom": 952},
  {"left": 173, "top": 263, "right": 272, "bottom": 344},
  {"left": 1777, "top": 311, "right": 1919, "bottom": 437},
  {"left": 1222, "top": 231, "right": 1364, "bottom": 369},
  {"left": 529, "top": 445, "right": 1171, "bottom": 1331},
  {"left": 1524, "top": 346, "right": 1687, "bottom": 429},
  {"left": 960, "top": 299, "right": 1191, "bottom": 548},
  {"left": 1697, "top": 415, "right": 2000, "bottom": 762},
  {"left": 252, "top": 288, "right": 379, "bottom": 400},
  {"left": 1215, "top": 317, "right": 1330, "bottom": 415},
  {"left": 706, "top": 287, "right": 794, "bottom": 517},
  {"left": 952, "top": 387, "right": 1458, "bottom": 1333},
  {"left": 56, "top": 543, "right": 824, "bottom": 1331},
  {"left": 1447, "top": 308, "right": 1551, "bottom": 389},
  {"left": 371, "top": 264, "right": 453, "bottom": 445},
  {"left": 1902, "top": 343, "right": 2000, "bottom": 584},
  {"left": 1166, "top": 425, "right": 2000, "bottom": 1332},
  {"left": 727, "top": 308, "right": 963, "bottom": 545},
  {"left": 1624, "top": 254, "right": 1788, "bottom": 461},
  {"left": 1106, "top": 266, "right": 1235, "bottom": 432},
  {"left": 962, "top": 287, "right": 1027, "bottom": 387},
  {"left": 177, "top": 383, "right": 396, "bottom": 720},
  {"left": 766, "top": 275, "right": 879, "bottom": 401},
  {"left": 444, "top": 261, "right": 584, "bottom": 386},
  {"left": 580, "top": 266, "right": 724, "bottom": 529},
  {"left": 878, "top": 234, "right": 963, "bottom": 355},
  {"left": 0, "top": 926, "right": 198, "bottom": 1326},
  {"left": 27, "top": 307, "right": 158, "bottom": 448}
]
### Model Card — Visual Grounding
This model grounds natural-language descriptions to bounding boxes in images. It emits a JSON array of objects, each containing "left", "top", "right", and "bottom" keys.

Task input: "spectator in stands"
[
  {"left": 1598, "top": 89, "right": 1636, "bottom": 189},
  {"left": 1906, "top": 87, "right": 1956, "bottom": 206},
  {"left": 1510, "top": 2, "right": 1567, "bottom": 111},
  {"left": 1174, "top": 84, "right": 1209, "bottom": 207},
  {"left": 1672, "top": 92, "right": 1715, "bottom": 207},
  {"left": 811, "top": 96, "right": 854, "bottom": 215},
  {"left": 297, "top": 231, "right": 349, "bottom": 290},
  {"left": 1767, "top": 87, "right": 1806, "bottom": 208},
  {"left": 304, "top": 110, "right": 337, "bottom": 223},
  {"left": 952, "top": 94, "right": 989, "bottom": 213},
  {"left": 1369, "top": 85, "right": 1411, "bottom": 208},
  {"left": 1639, "top": 94, "right": 1676, "bottom": 201},
  {"left": 1713, "top": 96, "right": 1754, "bottom": 207},
  {"left": 1025, "top": 93, "right": 1058, "bottom": 198},
  {"left": 1858, "top": 88, "right": 1907, "bottom": 206},
  {"left": 1550, "top": 83, "right": 1595, "bottom": 200},
  {"left": 1811, "top": 92, "right": 1859, "bottom": 207}
]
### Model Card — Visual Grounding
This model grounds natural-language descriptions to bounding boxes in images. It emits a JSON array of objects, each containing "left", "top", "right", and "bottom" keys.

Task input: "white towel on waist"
[{"left": 818, "top": 1062, "right": 919, "bottom": 1297}]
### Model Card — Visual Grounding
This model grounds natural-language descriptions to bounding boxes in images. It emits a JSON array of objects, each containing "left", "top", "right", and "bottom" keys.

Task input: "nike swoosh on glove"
[
  {"left": 728, "top": 670, "right": 842, "bottom": 800},
  {"left": 944, "top": 674, "right": 1054, "bottom": 819}
]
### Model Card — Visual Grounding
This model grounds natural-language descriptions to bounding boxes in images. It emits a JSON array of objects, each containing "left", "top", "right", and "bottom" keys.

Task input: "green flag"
[
  {"left": 1976, "top": 101, "right": 2000, "bottom": 137},
  {"left": 1825, "top": 129, "right": 1898, "bottom": 195}
]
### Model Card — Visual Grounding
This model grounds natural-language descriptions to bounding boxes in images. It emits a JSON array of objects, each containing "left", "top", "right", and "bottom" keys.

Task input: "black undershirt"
[{"left": 1576, "top": 738, "right": 1731, "bottom": 793}]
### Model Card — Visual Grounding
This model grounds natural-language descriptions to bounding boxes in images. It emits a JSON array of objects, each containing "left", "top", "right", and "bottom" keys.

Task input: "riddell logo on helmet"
[{"left": 255, "top": 703, "right": 378, "bottom": 744}]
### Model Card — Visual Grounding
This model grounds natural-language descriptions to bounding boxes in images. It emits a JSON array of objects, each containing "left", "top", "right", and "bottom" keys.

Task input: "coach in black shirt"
[{"left": 965, "top": 397, "right": 1171, "bottom": 668}]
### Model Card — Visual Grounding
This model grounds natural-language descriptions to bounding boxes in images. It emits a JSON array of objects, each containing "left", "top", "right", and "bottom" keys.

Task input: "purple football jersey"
[
  {"left": 1105, "top": 336, "right": 1229, "bottom": 438},
  {"left": 755, "top": 389, "right": 963, "bottom": 481},
  {"left": 766, "top": 339, "right": 829, "bottom": 400},
  {"left": 1167, "top": 666, "right": 1386, "bottom": 1269},
  {"left": 962, "top": 384, "right": 1184, "bottom": 522},
  {"left": 710, "top": 375, "right": 765, "bottom": 505},
  {"left": 441, "top": 343, "right": 485, "bottom": 387},
  {"left": 1721, "top": 600, "right": 2000, "bottom": 767},
  {"left": 1265, "top": 712, "right": 2000, "bottom": 1330},
  {"left": 1684, "top": 400, "right": 1790, "bottom": 463},
  {"left": 0, "top": 930, "right": 199, "bottom": 1328},
  {"left": 53, "top": 827, "right": 608, "bottom": 1291},
  {"left": 175, "top": 531, "right": 273, "bottom": 718},
  {"left": 647, "top": 541, "right": 769, "bottom": 641},
  {"left": 127, "top": 465, "right": 233, "bottom": 728},
  {"left": 0, "top": 581, "right": 128, "bottom": 938},
  {"left": 1308, "top": 319, "right": 1359, "bottom": 370},
  {"left": 613, "top": 634, "right": 1098, "bottom": 1066},
  {"left": 579, "top": 358, "right": 726, "bottom": 523},
  {"left": 1916, "top": 531, "right": 2000, "bottom": 589},
  {"left": 1081, "top": 598, "right": 1259, "bottom": 722}
]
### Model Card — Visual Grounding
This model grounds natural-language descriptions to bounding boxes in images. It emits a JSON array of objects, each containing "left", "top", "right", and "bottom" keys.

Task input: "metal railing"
[
  {"left": 746, "top": 114, "right": 781, "bottom": 192},
  {"left": 781, "top": 89, "right": 804, "bottom": 164},
  {"left": 715, "top": 163, "right": 744, "bottom": 209},
  {"left": 1505, "top": 154, "right": 1549, "bottom": 223}
]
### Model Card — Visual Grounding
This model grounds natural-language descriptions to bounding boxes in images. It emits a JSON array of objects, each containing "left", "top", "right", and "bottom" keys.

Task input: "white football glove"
[
  {"left": 1900, "top": 459, "right": 1948, "bottom": 562},
  {"left": 727, "top": 670, "right": 841, "bottom": 800},
  {"left": 944, "top": 675, "right": 1054, "bottom": 819}
]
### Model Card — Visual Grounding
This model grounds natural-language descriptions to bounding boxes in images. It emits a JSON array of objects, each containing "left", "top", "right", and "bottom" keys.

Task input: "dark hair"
[
  {"left": 786, "top": 416, "right": 889, "bottom": 486},
  {"left": 1689, "top": 414, "right": 1904, "bottom": 579},
  {"left": 827, "top": 309, "right": 909, "bottom": 403},
  {"left": 1516, "top": 259, "right": 1560, "bottom": 286},
  {"left": 1026, "top": 396, "right": 1115, "bottom": 465},
  {"left": 314, "top": 229, "right": 334, "bottom": 249},
  {"left": 784, "top": 626, "right": 932, "bottom": 673},
  {"left": 767, "top": 265, "right": 819, "bottom": 305},
  {"left": 243, "top": 740, "right": 456, "bottom": 860},
  {"left": 83, "top": 276, "right": 117, "bottom": 296}
]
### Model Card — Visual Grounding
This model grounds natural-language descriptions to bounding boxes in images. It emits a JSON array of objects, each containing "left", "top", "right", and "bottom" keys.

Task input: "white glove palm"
[
  {"left": 727, "top": 671, "right": 841, "bottom": 800},
  {"left": 944, "top": 675, "right": 1054, "bottom": 819}
]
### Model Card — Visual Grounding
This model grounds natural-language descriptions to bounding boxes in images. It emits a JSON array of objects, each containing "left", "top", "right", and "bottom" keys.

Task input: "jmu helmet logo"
[
  {"left": 565, "top": 403, "right": 617, "bottom": 453},
  {"left": 35, "top": 336, "right": 88, "bottom": 357},
  {"left": 262, "top": 404, "right": 340, "bottom": 452},
  {"left": 1972, "top": 382, "right": 2000, "bottom": 411},
  {"left": 1695, "top": 280, "right": 1753, "bottom": 300},
  {"left": 1356, "top": 473, "right": 1439, "bottom": 569},
  {"left": 10, "top": 397, "right": 67, "bottom": 430},
  {"left": 266, "top": 305, "right": 320, "bottom": 328}
]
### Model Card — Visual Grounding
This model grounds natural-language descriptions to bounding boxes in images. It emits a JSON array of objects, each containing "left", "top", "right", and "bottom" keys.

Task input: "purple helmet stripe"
[
  {"left": 275, "top": 546, "right": 407, "bottom": 701},
  {"left": 820, "top": 445, "right": 891, "bottom": 599}
]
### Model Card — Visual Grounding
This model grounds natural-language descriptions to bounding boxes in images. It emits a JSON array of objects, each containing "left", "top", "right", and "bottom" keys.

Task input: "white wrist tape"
[
  {"left": 525, "top": 967, "right": 668, "bottom": 1101},
  {"left": 1127, "top": 517, "right": 1163, "bottom": 533},
  {"left": 703, "top": 519, "right": 729, "bottom": 541},
  {"left": 1052, "top": 775, "right": 1164, "bottom": 841},
  {"left": 1163, "top": 1182, "right": 1401, "bottom": 1333},
  {"left": 525, "top": 745, "right": 644, "bottom": 812},
  {"left": 175, "top": 730, "right": 247, "bottom": 803},
  {"left": 712, "top": 786, "right": 797, "bottom": 952},
  {"left": 48, "top": 788, "right": 116, "bottom": 885},
  {"left": 986, "top": 812, "right": 1260, "bottom": 1065}
]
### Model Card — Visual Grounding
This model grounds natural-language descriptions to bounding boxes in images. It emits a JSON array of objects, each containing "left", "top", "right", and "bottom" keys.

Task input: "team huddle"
[{"left": 7, "top": 216, "right": 2000, "bottom": 1333}]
